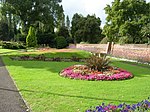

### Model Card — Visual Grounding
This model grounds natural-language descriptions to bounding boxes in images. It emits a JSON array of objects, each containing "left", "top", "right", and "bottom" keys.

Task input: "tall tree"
[
  {"left": 57, "top": 26, "right": 69, "bottom": 38},
  {"left": 66, "top": 15, "right": 70, "bottom": 30},
  {"left": 0, "top": 0, "right": 64, "bottom": 34},
  {"left": 84, "top": 15, "right": 102, "bottom": 43},
  {"left": 71, "top": 13, "right": 83, "bottom": 43},
  {"left": 0, "top": 7, "right": 9, "bottom": 40},
  {"left": 103, "top": 0, "right": 150, "bottom": 43},
  {"left": 71, "top": 14, "right": 102, "bottom": 43}
]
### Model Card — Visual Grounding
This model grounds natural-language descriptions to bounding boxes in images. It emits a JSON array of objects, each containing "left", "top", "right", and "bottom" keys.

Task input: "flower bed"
[
  {"left": 86, "top": 98, "right": 150, "bottom": 112},
  {"left": 10, "top": 55, "right": 87, "bottom": 62},
  {"left": 60, "top": 65, "right": 133, "bottom": 81}
]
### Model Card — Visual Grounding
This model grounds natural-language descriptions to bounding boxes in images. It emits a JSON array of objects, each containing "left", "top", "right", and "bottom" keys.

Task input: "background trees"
[
  {"left": 103, "top": 0, "right": 150, "bottom": 44},
  {"left": 0, "top": 0, "right": 64, "bottom": 45},
  {"left": 141, "top": 23, "right": 150, "bottom": 44},
  {"left": 0, "top": 0, "right": 150, "bottom": 46},
  {"left": 71, "top": 13, "right": 103, "bottom": 44}
]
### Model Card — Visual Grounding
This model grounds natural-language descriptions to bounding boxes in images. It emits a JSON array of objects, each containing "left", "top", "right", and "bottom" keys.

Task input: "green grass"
[
  {"left": 0, "top": 48, "right": 21, "bottom": 55},
  {"left": 0, "top": 47, "right": 90, "bottom": 58},
  {"left": 1, "top": 49, "right": 150, "bottom": 112}
]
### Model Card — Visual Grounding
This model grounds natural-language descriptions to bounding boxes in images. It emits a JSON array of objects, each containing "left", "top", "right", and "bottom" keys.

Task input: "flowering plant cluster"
[
  {"left": 86, "top": 98, "right": 150, "bottom": 112},
  {"left": 60, "top": 65, "right": 133, "bottom": 81}
]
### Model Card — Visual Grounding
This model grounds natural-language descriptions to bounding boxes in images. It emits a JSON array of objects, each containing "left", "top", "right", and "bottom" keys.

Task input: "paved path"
[{"left": 0, "top": 57, "right": 29, "bottom": 112}]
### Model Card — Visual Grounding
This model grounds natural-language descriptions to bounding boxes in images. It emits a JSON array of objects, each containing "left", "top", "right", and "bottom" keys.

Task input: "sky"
[{"left": 62, "top": 0, "right": 150, "bottom": 28}]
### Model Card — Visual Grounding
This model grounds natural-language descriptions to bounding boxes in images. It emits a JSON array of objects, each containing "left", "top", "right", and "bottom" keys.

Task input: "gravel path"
[{"left": 0, "top": 57, "right": 29, "bottom": 112}]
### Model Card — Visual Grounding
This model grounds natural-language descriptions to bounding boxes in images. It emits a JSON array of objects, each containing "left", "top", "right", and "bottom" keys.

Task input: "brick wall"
[
  {"left": 72, "top": 44, "right": 150, "bottom": 62},
  {"left": 111, "top": 44, "right": 150, "bottom": 62},
  {"left": 76, "top": 44, "right": 108, "bottom": 53}
]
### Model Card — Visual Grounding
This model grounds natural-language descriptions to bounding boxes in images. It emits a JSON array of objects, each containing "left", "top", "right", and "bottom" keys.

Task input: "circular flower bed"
[{"left": 60, "top": 65, "right": 133, "bottom": 81}]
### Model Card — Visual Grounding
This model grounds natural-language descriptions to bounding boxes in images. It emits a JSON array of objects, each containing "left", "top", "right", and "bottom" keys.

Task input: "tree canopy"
[
  {"left": 0, "top": 0, "right": 64, "bottom": 39},
  {"left": 71, "top": 13, "right": 102, "bottom": 44},
  {"left": 103, "top": 0, "right": 150, "bottom": 44}
]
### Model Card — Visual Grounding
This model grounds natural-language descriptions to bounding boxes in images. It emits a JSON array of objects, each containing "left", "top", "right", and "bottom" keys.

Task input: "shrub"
[
  {"left": 26, "top": 26, "right": 37, "bottom": 47},
  {"left": 86, "top": 54, "right": 110, "bottom": 72},
  {"left": 0, "top": 41, "right": 3, "bottom": 46},
  {"left": 15, "top": 33, "right": 27, "bottom": 43},
  {"left": 2, "top": 41, "right": 26, "bottom": 49},
  {"left": 55, "top": 36, "right": 68, "bottom": 49},
  {"left": 37, "top": 32, "right": 56, "bottom": 47},
  {"left": 66, "top": 37, "right": 74, "bottom": 44}
]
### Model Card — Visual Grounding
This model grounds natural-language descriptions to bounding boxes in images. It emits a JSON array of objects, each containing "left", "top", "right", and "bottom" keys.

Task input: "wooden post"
[{"left": 106, "top": 42, "right": 112, "bottom": 54}]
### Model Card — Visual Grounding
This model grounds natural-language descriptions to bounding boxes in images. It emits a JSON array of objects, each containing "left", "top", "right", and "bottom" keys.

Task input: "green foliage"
[
  {"left": 0, "top": 40, "right": 3, "bottom": 46},
  {"left": 71, "top": 14, "right": 102, "bottom": 44},
  {"left": 66, "top": 37, "right": 73, "bottom": 44},
  {"left": 57, "top": 26, "right": 70, "bottom": 38},
  {"left": 15, "top": 33, "right": 26, "bottom": 43},
  {"left": 141, "top": 23, "right": 150, "bottom": 44},
  {"left": 103, "top": 0, "right": 150, "bottom": 43},
  {"left": 37, "top": 32, "right": 56, "bottom": 47},
  {"left": 1, "top": 0, "right": 64, "bottom": 41},
  {"left": 66, "top": 15, "right": 70, "bottom": 30},
  {"left": 55, "top": 36, "right": 68, "bottom": 49},
  {"left": 0, "top": 21, "right": 9, "bottom": 41},
  {"left": 26, "top": 26, "right": 37, "bottom": 47},
  {"left": 100, "top": 37, "right": 109, "bottom": 44},
  {"left": 2, "top": 41, "right": 26, "bottom": 49},
  {"left": 86, "top": 54, "right": 110, "bottom": 72},
  {"left": 118, "top": 36, "right": 129, "bottom": 45}
]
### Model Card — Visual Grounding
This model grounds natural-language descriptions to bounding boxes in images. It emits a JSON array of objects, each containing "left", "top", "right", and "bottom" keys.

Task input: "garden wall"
[
  {"left": 111, "top": 44, "right": 150, "bottom": 62},
  {"left": 70, "top": 44, "right": 150, "bottom": 62},
  {"left": 76, "top": 44, "right": 108, "bottom": 53}
]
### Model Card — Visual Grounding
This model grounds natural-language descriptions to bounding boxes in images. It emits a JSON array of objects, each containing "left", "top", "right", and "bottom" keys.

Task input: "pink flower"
[{"left": 60, "top": 65, "right": 133, "bottom": 81}]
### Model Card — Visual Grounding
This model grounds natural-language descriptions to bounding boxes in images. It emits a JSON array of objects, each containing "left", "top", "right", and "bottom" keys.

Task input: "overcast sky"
[{"left": 62, "top": 0, "right": 150, "bottom": 27}]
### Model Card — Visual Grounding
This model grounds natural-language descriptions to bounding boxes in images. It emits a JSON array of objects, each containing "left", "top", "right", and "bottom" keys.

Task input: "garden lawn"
[
  {"left": 2, "top": 50, "right": 150, "bottom": 112},
  {"left": 0, "top": 48, "right": 20, "bottom": 56}
]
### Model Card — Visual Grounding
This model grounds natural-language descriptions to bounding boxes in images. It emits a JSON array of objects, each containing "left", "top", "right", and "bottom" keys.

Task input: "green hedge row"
[{"left": 2, "top": 41, "right": 26, "bottom": 49}]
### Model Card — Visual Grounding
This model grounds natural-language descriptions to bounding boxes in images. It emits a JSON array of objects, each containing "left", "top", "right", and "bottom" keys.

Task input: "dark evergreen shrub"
[
  {"left": 66, "top": 37, "right": 74, "bottom": 44},
  {"left": 37, "top": 32, "right": 56, "bottom": 47},
  {"left": 15, "top": 33, "right": 26, "bottom": 43},
  {"left": 55, "top": 36, "right": 68, "bottom": 49}
]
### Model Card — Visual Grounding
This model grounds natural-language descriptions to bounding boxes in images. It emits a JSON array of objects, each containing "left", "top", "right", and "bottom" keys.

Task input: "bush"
[
  {"left": 26, "top": 26, "right": 37, "bottom": 47},
  {"left": 0, "top": 41, "right": 3, "bottom": 46},
  {"left": 2, "top": 41, "right": 26, "bottom": 49},
  {"left": 15, "top": 33, "right": 27, "bottom": 43},
  {"left": 86, "top": 53, "right": 110, "bottom": 72},
  {"left": 37, "top": 32, "right": 56, "bottom": 47},
  {"left": 66, "top": 37, "right": 74, "bottom": 44},
  {"left": 55, "top": 36, "right": 68, "bottom": 49}
]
